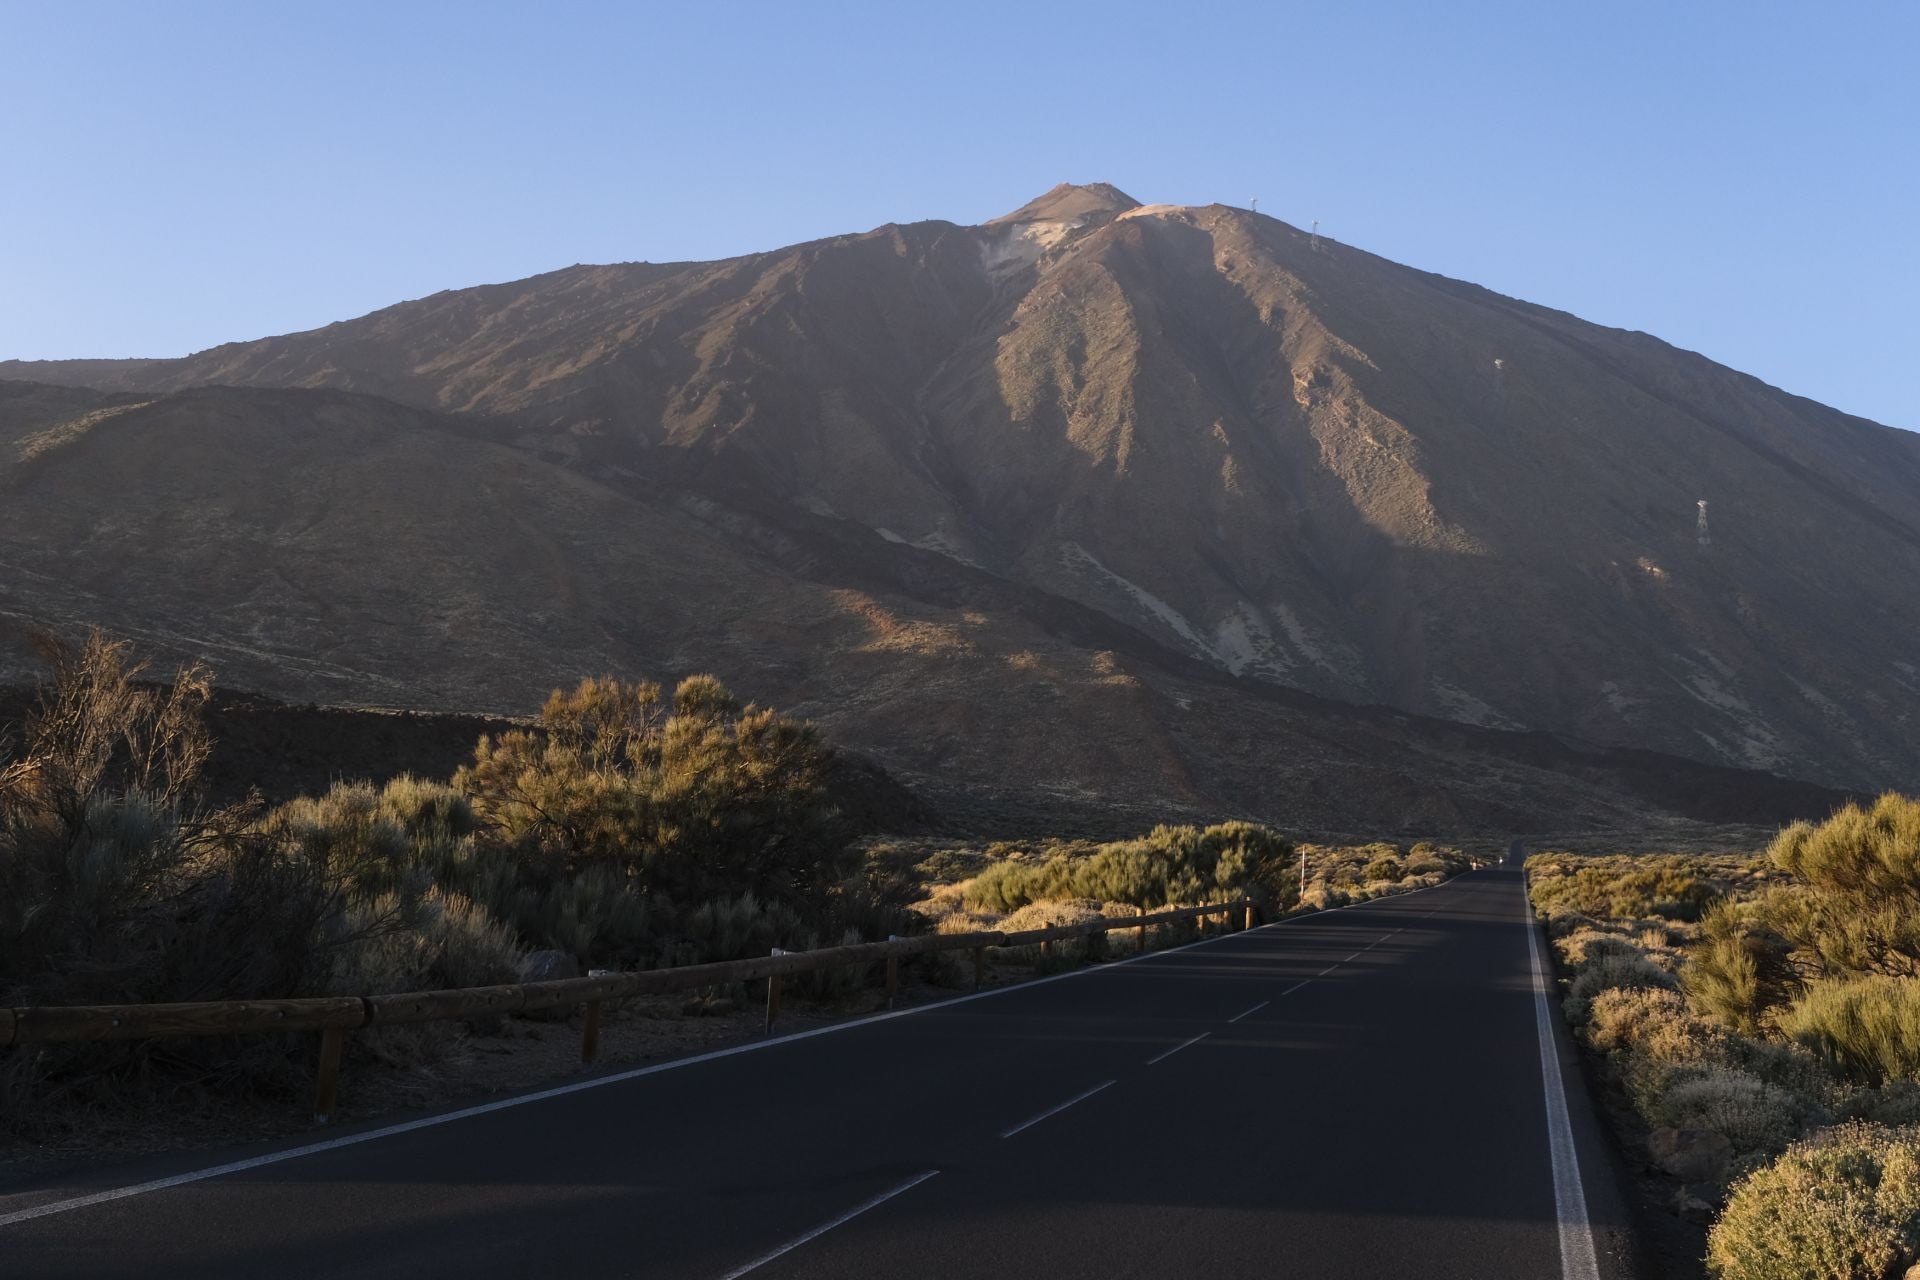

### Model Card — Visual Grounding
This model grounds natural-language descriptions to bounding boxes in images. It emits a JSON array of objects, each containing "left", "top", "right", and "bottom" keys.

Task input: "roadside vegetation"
[
  {"left": 1528, "top": 803, "right": 1920, "bottom": 1279},
  {"left": 0, "top": 633, "right": 1470, "bottom": 1135}
]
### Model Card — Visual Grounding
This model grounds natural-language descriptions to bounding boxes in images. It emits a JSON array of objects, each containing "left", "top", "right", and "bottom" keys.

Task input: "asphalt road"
[{"left": 1, "top": 867, "right": 1641, "bottom": 1278}]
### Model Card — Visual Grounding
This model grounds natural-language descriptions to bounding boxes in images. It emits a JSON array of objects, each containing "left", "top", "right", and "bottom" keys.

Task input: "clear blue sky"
[{"left": 3, "top": 1, "right": 1914, "bottom": 429}]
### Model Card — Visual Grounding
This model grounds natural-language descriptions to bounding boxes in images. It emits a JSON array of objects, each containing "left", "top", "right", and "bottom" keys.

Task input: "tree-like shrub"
[
  {"left": 1779, "top": 976, "right": 1920, "bottom": 1088},
  {"left": 456, "top": 675, "right": 854, "bottom": 912},
  {"left": 1766, "top": 795, "right": 1920, "bottom": 981}
]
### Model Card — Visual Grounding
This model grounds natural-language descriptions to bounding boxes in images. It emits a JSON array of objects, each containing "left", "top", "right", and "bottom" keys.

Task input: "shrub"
[
  {"left": 1586, "top": 986, "right": 1723, "bottom": 1064},
  {"left": 961, "top": 823, "right": 1294, "bottom": 915},
  {"left": 1767, "top": 794, "right": 1920, "bottom": 980},
  {"left": 1528, "top": 855, "right": 1723, "bottom": 922},
  {"left": 331, "top": 886, "right": 522, "bottom": 996},
  {"left": 456, "top": 674, "right": 854, "bottom": 910},
  {"left": 995, "top": 899, "right": 1107, "bottom": 966},
  {"left": 527, "top": 863, "right": 655, "bottom": 963},
  {"left": 1707, "top": 1123, "right": 1920, "bottom": 1279},
  {"left": 1363, "top": 857, "right": 1403, "bottom": 883},
  {"left": 1780, "top": 977, "right": 1920, "bottom": 1087},
  {"left": 1655, "top": 1066, "right": 1808, "bottom": 1155},
  {"left": 1566, "top": 951, "right": 1679, "bottom": 1020},
  {"left": 1559, "top": 927, "right": 1643, "bottom": 970}
]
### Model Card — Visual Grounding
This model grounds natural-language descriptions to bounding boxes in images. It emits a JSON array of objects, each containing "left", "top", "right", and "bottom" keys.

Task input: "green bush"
[
  {"left": 1766, "top": 795, "right": 1920, "bottom": 981},
  {"left": 1708, "top": 1123, "right": 1920, "bottom": 1279},
  {"left": 1780, "top": 977, "right": 1920, "bottom": 1088},
  {"left": 1363, "top": 857, "right": 1403, "bottom": 883},
  {"left": 456, "top": 674, "right": 855, "bottom": 911},
  {"left": 963, "top": 822, "right": 1294, "bottom": 915}
]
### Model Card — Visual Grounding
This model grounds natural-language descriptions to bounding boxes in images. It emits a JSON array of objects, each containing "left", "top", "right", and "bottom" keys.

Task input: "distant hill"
[{"left": 5, "top": 182, "right": 1916, "bottom": 817}]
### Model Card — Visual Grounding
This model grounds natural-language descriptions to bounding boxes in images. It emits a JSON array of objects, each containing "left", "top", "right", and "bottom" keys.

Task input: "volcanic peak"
[{"left": 987, "top": 182, "right": 1141, "bottom": 226}]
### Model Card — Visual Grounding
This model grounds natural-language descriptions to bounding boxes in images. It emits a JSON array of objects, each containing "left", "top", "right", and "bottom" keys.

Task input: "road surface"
[{"left": 1, "top": 867, "right": 1640, "bottom": 1278}]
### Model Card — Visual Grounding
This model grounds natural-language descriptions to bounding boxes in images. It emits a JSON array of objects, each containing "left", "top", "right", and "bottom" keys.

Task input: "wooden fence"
[{"left": 1, "top": 898, "right": 1254, "bottom": 1121}]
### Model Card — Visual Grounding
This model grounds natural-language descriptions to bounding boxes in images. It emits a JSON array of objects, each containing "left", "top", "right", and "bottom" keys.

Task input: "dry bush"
[
  {"left": 1654, "top": 1066, "right": 1809, "bottom": 1155},
  {"left": 1586, "top": 986, "right": 1724, "bottom": 1064},
  {"left": 994, "top": 899, "right": 1108, "bottom": 966},
  {"left": 1566, "top": 951, "right": 1680, "bottom": 1020},
  {"left": 0, "top": 634, "right": 351, "bottom": 1125},
  {"left": 1707, "top": 1123, "right": 1920, "bottom": 1279},
  {"left": 1527, "top": 853, "right": 1726, "bottom": 922}
]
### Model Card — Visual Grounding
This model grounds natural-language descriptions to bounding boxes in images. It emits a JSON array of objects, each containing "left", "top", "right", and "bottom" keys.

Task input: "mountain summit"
[
  {"left": 4, "top": 187, "right": 1917, "bottom": 814},
  {"left": 988, "top": 181, "right": 1142, "bottom": 225}
]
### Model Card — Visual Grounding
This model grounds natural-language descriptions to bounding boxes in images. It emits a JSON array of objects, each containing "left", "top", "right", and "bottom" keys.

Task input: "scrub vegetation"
[
  {"left": 1528, "top": 800, "right": 1920, "bottom": 1279},
  {"left": 0, "top": 635, "right": 1472, "bottom": 1134}
]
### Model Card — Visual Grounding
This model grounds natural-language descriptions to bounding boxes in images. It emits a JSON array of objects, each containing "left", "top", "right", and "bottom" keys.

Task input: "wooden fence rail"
[{"left": 2, "top": 897, "right": 1254, "bottom": 1120}]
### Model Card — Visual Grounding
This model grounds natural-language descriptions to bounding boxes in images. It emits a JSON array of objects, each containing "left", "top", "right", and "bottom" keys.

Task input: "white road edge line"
[
  {"left": 715, "top": 1169, "right": 940, "bottom": 1280},
  {"left": 0, "top": 872, "right": 1480, "bottom": 1230},
  {"left": 1523, "top": 872, "right": 1601, "bottom": 1280},
  {"left": 1226, "top": 1000, "right": 1269, "bottom": 1023},
  {"left": 1000, "top": 1080, "right": 1116, "bottom": 1138},
  {"left": 1145, "top": 1032, "right": 1209, "bottom": 1065}
]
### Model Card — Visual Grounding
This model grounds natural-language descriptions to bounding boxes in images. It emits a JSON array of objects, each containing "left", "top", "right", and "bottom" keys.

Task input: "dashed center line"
[
  {"left": 1000, "top": 1080, "right": 1116, "bottom": 1138},
  {"left": 1146, "top": 1032, "right": 1210, "bottom": 1065},
  {"left": 717, "top": 1170, "right": 940, "bottom": 1279},
  {"left": 1227, "top": 1000, "right": 1269, "bottom": 1023},
  {"left": 1280, "top": 979, "right": 1310, "bottom": 995}
]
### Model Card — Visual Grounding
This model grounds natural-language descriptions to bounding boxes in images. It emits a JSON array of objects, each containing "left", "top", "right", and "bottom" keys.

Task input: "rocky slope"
[{"left": 6, "top": 183, "right": 1917, "bottom": 798}]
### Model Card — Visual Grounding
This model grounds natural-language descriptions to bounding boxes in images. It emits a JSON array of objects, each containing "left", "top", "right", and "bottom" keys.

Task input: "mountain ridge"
[{"left": 4, "top": 186, "right": 1916, "bottom": 795}]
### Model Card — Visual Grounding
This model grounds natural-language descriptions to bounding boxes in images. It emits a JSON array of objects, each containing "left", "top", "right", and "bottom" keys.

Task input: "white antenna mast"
[
  {"left": 1310, "top": 219, "right": 1320, "bottom": 252},
  {"left": 1250, "top": 196, "right": 1259, "bottom": 214}
]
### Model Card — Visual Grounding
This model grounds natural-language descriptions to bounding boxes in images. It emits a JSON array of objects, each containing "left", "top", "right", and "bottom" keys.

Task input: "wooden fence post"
[
  {"left": 581, "top": 999, "right": 603, "bottom": 1064},
  {"left": 313, "top": 1026, "right": 346, "bottom": 1123},
  {"left": 765, "top": 947, "right": 786, "bottom": 1034},
  {"left": 1242, "top": 899, "right": 1254, "bottom": 931},
  {"left": 1137, "top": 905, "right": 1147, "bottom": 955}
]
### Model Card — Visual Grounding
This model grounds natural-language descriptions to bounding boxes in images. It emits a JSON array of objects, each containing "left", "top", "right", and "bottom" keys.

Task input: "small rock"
[{"left": 1648, "top": 1127, "right": 1732, "bottom": 1183}]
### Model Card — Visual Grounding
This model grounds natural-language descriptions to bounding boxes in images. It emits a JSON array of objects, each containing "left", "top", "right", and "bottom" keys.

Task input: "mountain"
[{"left": 5, "top": 183, "right": 1916, "bottom": 810}]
